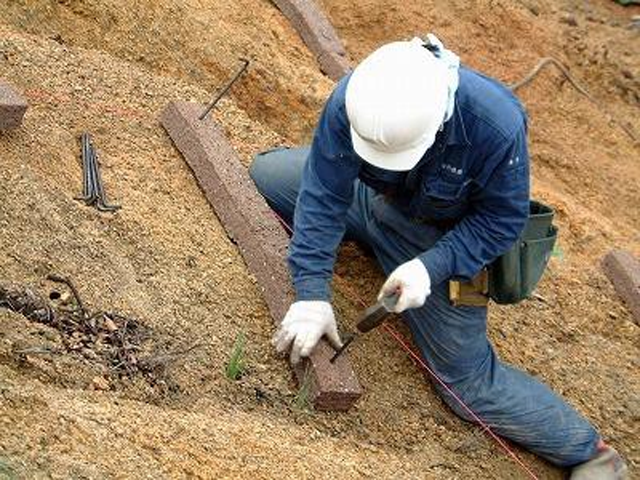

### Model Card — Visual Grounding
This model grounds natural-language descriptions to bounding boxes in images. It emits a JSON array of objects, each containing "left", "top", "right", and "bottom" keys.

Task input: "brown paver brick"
[
  {"left": 0, "top": 80, "right": 28, "bottom": 130},
  {"left": 160, "top": 101, "right": 362, "bottom": 410},
  {"left": 271, "top": 0, "right": 351, "bottom": 81},
  {"left": 602, "top": 249, "right": 640, "bottom": 324}
]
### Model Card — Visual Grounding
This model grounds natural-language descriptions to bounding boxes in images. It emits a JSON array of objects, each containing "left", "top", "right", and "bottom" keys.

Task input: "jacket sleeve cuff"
[
  {"left": 418, "top": 248, "right": 454, "bottom": 287},
  {"left": 294, "top": 277, "right": 331, "bottom": 302}
]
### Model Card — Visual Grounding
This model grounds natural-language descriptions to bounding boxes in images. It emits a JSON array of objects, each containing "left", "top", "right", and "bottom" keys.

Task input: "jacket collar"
[{"left": 444, "top": 101, "right": 471, "bottom": 146}]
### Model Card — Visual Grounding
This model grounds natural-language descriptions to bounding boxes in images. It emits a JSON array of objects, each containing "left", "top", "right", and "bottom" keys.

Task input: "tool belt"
[{"left": 450, "top": 200, "right": 558, "bottom": 306}]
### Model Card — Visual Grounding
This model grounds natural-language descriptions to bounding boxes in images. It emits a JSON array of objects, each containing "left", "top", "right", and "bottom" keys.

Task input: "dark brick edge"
[
  {"left": 160, "top": 101, "right": 362, "bottom": 410},
  {"left": 0, "top": 80, "right": 28, "bottom": 130},
  {"left": 271, "top": 0, "right": 351, "bottom": 81},
  {"left": 602, "top": 249, "right": 640, "bottom": 325}
]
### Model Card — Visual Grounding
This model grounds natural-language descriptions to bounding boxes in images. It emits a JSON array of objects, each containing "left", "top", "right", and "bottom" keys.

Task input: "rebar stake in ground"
[{"left": 199, "top": 59, "right": 250, "bottom": 121}]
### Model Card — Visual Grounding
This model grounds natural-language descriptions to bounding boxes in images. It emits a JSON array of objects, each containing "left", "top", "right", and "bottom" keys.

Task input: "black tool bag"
[{"left": 488, "top": 200, "right": 558, "bottom": 304}]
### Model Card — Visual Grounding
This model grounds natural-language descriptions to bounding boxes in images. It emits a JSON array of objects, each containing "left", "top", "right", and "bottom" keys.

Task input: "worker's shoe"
[{"left": 570, "top": 446, "right": 628, "bottom": 480}]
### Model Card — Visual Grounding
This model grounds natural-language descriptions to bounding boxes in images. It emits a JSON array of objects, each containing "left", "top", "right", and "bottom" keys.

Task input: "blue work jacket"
[{"left": 290, "top": 66, "right": 530, "bottom": 301}]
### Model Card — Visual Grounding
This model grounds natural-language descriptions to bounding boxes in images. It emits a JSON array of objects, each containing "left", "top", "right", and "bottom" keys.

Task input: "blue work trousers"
[{"left": 250, "top": 147, "right": 599, "bottom": 467}]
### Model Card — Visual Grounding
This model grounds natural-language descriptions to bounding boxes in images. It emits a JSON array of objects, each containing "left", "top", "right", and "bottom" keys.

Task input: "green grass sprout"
[{"left": 225, "top": 332, "right": 247, "bottom": 381}]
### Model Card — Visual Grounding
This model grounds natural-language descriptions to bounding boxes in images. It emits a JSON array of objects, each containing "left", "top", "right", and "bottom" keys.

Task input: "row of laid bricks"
[
  {"left": 0, "top": 80, "right": 28, "bottom": 130},
  {"left": 160, "top": 101, "right": 363, "bottom": 410}
]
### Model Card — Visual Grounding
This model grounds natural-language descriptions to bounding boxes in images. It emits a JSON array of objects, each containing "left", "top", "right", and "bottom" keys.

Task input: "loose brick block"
[
  {"left": 317, "top": 50, "right": 352, "bottom": 83},
  {"left": 0, "top": 80, "right": 28, "bottom": 130},
  {"left": 602, "top": 250, "right": 640, "bottom": 324},
  {"left": 271, "top": 0, "right": 351, "bottom": 81},
  {"left": 161, "top": 101, "right": 362, "bottom": 410}
]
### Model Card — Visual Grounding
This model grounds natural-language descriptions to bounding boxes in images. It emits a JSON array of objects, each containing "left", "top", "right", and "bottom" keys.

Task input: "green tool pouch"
[{"left": 488, "top": 201, "right": 558, "bottom": 304}]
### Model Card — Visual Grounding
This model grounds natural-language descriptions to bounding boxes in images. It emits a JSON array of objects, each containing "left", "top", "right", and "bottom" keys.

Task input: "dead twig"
[
  {"left": 4, "top": 279, "right": 182, "bottom": 391},
  {"left": 46, "top": 273, "right": 89, "bottom": 319},
  {"left": 509, "top": 57, "right": 588, "bottom": 95},
  {"left": 13, "top": 346, "right": 63, "bottom": 356},
  {"left": 140, "top": 342, "right": 206, "bottom": 369},
  {"left": 509, "top": 56, "right": 638, "bottom": 144}
]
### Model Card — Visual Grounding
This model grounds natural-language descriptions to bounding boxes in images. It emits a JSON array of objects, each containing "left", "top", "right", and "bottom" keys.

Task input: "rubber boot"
[{"left": 570, "top": 446, "right": 628, "bottom": 480}]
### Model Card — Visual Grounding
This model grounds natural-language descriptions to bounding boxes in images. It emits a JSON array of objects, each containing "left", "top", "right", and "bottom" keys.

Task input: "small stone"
[
  {"left": 103, "top": 318, "right": 118, "bottom": 332},
  {"left": 526, "top": 3, "right": 540, "bottom": 16},
  {"left": 82, "top": 348, "right": 98, "bottom": 360},
  {"left": 560, "top": 13, "right": 578, "bottom": 26},
  {"left": 91, "top": 376, "right": 110, "bottom": 391},
  {"left": 42, "top": 330, "right": 58, "bottom": 342}
]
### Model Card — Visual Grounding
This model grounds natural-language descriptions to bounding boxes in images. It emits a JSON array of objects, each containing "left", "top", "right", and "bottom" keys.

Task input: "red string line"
[{"left": 271, "top": 211, "right": 538, "bottom": 479}]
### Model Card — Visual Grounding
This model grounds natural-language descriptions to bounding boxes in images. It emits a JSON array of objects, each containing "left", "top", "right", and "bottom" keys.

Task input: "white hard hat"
[{"left": 345, "top": 39, "right": 449, "bottom": 171}]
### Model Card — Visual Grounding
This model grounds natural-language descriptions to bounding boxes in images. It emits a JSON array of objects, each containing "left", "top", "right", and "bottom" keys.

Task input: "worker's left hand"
[{"left": 378, "top": 258, "right": 431, "bottom": 313}]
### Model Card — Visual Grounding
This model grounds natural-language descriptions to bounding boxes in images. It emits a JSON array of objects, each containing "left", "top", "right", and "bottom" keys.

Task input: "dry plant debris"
[{"left": 0, "top": 275, "right": 183, "bottom": 390}]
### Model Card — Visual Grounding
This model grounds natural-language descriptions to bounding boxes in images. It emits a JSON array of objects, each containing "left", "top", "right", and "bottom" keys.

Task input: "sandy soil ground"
[{"left": 0, "top": 0, "right": 638, "bottom": 479}]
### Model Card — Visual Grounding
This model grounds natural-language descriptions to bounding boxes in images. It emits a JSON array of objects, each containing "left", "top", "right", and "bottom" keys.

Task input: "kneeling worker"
[{"left": 250, "top": 36, "right": 627, "bottom": 479}]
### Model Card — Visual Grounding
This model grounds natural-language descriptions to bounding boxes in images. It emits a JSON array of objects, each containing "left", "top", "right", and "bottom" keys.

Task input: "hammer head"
[
  {"left": 329, "top": 293, "right": 399, "bottom": 363},
  {"left": 356, "top": 293, "right": 399, "bottom": 333}
]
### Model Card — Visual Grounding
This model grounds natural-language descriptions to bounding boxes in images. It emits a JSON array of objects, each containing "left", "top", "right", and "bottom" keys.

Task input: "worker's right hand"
[
  {"left": 378, "top": 258, "right": 431, "bottom": 313},
  {"left": 272, "top": 301, "right": 342, "bottom": 364}
]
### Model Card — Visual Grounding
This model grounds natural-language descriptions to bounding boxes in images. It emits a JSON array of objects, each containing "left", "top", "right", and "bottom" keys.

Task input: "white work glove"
[
  {"left": 272, "top": 301, "right": 342, "bottom": 364},
  {"left": 378, "top": 258, "right": 431, "bottom": 313}
]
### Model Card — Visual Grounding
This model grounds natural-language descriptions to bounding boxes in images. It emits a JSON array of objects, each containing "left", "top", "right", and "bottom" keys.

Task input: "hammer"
[{"left": 330, "top": 292, "right": 399, "bottom": 363}]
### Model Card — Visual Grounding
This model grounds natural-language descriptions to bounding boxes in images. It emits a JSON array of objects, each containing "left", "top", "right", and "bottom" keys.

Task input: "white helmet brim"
[{"left": 350, "top": 125, "right": 437, "bottom": 172}]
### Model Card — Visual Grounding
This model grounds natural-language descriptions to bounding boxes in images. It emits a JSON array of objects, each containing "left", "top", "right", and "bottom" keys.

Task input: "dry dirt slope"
[
  {"left": 0, "top": 0, "right": 335, "bottom": 142},
  {"left": 0, "top": 0, "right": 639, "bottom": 479}
]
